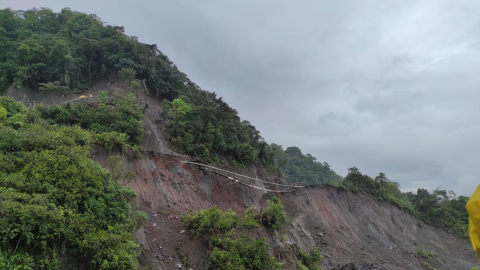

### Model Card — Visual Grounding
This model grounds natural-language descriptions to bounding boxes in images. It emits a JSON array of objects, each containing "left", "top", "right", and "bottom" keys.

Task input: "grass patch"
[{"left": 416, "top": 246, "right": 435, "bottom": 261}]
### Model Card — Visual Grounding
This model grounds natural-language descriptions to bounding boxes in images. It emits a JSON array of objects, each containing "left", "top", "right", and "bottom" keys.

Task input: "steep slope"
[
  {"left": 1, "top": 8, "right": 476, "bottom": 269},
  {"left": 127, "top": 154, "right": 477, "bottom": 270},
  {"left": 3, "top": 81, "right": 477, "bottom": 270}
]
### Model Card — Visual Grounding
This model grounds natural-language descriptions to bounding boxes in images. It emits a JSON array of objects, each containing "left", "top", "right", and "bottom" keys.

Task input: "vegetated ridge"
[{"left": 0, "top": 7, "right": 477, "bottom": 270}]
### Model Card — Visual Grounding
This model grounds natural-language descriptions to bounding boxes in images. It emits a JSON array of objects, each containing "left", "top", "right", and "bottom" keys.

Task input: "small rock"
[
  {"left": 152, "top": 223, "right": 157, "bottom": 227},
  {"left": 176, "top": 262, "right": 183, "bottom": 268},
  {"left": 180, "top": 230, "right": 185, "bottom": 234}
]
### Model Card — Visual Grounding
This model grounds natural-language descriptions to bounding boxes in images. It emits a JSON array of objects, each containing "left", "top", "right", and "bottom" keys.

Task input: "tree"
[
  {"left": 118, "top": 67, "right": 136, "bottom": 82},
  {"left": 0, "top": 106, "right": 6, "bottom": 122},
  {"left": 97, "top": 90, "right": 108, "bottom": 102}
]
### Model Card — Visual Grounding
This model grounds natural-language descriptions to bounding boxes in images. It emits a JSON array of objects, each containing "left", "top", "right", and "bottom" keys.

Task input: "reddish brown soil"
[
  {"left": 127, "top": 152, "right": 477, "bottom": 270},
  {"left": 4, "top": 82, "right": 478, "bottom": 270}
]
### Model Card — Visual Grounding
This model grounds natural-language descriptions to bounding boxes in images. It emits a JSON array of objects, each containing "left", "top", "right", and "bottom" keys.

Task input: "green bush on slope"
[
  {"left": 0, "top": 96, "right": 146, "bottom": 269},
  {"left": 341, "top": 166, "right": 470, "bottom": 237},
  {"left": 183, "top": 197, "right": 292, "bottom": 270}
]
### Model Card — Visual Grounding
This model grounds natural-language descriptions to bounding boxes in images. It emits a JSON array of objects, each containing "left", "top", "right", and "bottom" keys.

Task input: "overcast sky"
[{"left": 3, "top": 0, "right": 480, "bottom": 196}]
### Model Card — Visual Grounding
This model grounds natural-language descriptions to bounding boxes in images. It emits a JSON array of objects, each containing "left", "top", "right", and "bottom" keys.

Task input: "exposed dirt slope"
[
  {"left": 127, "top": 153, "right": 477, "bottom": 270},
  {"left": 4, "top": 82, "right": 478, "bottom": 270}
]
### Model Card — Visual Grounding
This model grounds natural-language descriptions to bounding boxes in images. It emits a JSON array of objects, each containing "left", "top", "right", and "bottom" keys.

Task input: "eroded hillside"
[
  {"left": 126, "top": 153, "right": 478, "bottom": 270},
  {"left": 5, "top": 82, "right": 476, "bottom": 270}
]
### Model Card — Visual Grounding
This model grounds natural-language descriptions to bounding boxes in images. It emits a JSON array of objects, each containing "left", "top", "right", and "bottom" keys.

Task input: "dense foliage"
[
  {"left": 182, "top": 207, "right": 240, "bottom": 239},
  {"left": 161, "top": 96, "right": 275, "bottom": 166},
  {"left": 260, "top": 196, "right": 288, "bottom": 231},
  {"left": 341, "top": 167, "right": 469, "bottom": 237},
  {"left": 208, "top": 236, "right": 279, "bottom": 270},
  {"left": 182, "top": 198, "right": 290, "bottom": 269},
  {"left": 406, "top": 188, "right": 469, "bottom": 236},
  {"left": 0, "top": 96, "right": 145, "bottom": 269},
  {"left": 37, "top": 92, "right": 144, "bottom": 151},
  {"left": 278, "top": 146, "right": 342, "bottom": 184},
  {"left": 0, "top": 7, "right": 292, "bottom": 169},
  {"left": 0, "top": 8, "right": 185, "bottom": 97}
]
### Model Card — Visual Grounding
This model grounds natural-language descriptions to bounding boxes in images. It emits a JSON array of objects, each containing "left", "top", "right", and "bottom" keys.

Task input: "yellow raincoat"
[{"left": 467, "top": 184, "right": 480, "bottom": 264}]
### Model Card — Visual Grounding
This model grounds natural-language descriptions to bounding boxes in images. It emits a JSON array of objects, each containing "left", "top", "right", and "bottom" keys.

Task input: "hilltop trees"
[
  {"left": 341, "top": 166, "right": 469, "bottom": 237},
  {"left": 281, "top": 146, "right": 342, "bottom": 184},
  {"left": 0, "top": 7, "right": 346, "bottom": 180},
  {"left": 406, "top": 188, "right": 469, "bottom": 235},
  {"left": 0, "top": 7, "right": 187, "bottom": 96}
]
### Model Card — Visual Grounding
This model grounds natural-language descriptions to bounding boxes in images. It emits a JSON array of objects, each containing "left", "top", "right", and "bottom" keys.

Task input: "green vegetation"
[
  {"left": 0, "top": 7, "right": 278, "bottom": 168},
  {"left": 260, "top": 197, "right": 288, "bottom": 231},
  {"left": 207, "top": 236, "right": 280, "bottom": 270},
  {"left": 420, "top": 261, "right": 438, "bottom": 270},
  {"left": 340, "top": 167, "right": 470, "bottom": 237},
  {"left": 0, "top": 8, "right": 184, "bottom": 97},
  {"left": 37, "top": 92, "right": 144, "bottom": 152},
  {"left": 183, "top": 197, "right": 291, "bottom": 270},
  {"left": 280, "top": 146, "right": 342, "bottom": 184},
  {"left": 416, "top": 246, "right": 435, "bottom": 261},
  {"left": 406, "top": 188, "right": 469, "bottom": 236},
  {"left": 341, "top": 168, "right": 414, "bottom": 211},
  {"left": 182, "top": 196, "right": 285, "bottom": 239},
  {"left": 0, "top": 96, "right": 146, "bottom": 269},
  {"left": 161, "top": 97, "right": 274, "bottom": 166},
  {"left": 296, "top": 246, "right": 323, "bottom": 270},
  {"left": 0, "top": 10, "right": 470, "bottom": 267},
  {"left": 182, "top": 207, "right": 240, "bottom": 239}
]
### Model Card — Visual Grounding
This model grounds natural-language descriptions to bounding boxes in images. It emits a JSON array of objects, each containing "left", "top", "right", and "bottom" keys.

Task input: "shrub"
[
  {"left": 297, "top": 246, "right": 323, "bottom": 270},
  {"left": 416, "top": 246, "right": 435, "bottom": 261},
  {"left": 0, "top": 106, "right": 6, "bottom": 121},
  {"left": 0, "top": 250, "right": 35, "bottom": 270},
  {"left": 0, "top": 100, "right": 146, "bottom": 269},
  {"left": 239, "top": 207, "right": 261, "bottom": 229},
  {"left": 182, "top": 207, "right": 239, "bottom": 239},
  {"left": 206, "top": 236, "right": 281, "bottom": 270},
  {"left": 98, "top": 90, "right": 108, "bottom": 103},
  {"left": 261, "top": 197, "right": 287, "bottom": 231}
]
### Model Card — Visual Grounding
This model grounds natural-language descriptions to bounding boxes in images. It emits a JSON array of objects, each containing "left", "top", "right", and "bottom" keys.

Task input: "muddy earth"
[{"left": 4, "top": 82, "right": 478, "bottom": 270}]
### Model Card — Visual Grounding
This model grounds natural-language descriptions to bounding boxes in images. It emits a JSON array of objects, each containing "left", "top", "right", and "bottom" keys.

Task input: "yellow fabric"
[{"left": 466, "top": 184, "right": 480, "bottom": 264}]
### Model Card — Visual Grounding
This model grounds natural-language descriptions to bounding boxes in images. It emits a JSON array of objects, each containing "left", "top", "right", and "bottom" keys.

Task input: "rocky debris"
[
  {"left": 332, "top": 263, "right": 383, "bottom": 270},
  {"left": 12, "top": 75, "right": 474, "bottom": 270}
]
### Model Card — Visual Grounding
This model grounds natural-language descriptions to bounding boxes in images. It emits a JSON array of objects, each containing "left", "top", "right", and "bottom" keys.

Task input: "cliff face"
[
  {"left": 127, "top": 85, "right": 477, "bottom": 270},
  {"left": 127, "top": 152, "right": 477, "bottom": 270},
  {"left": 4, "top": 82, "right": 478, "bottom": 270}
]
